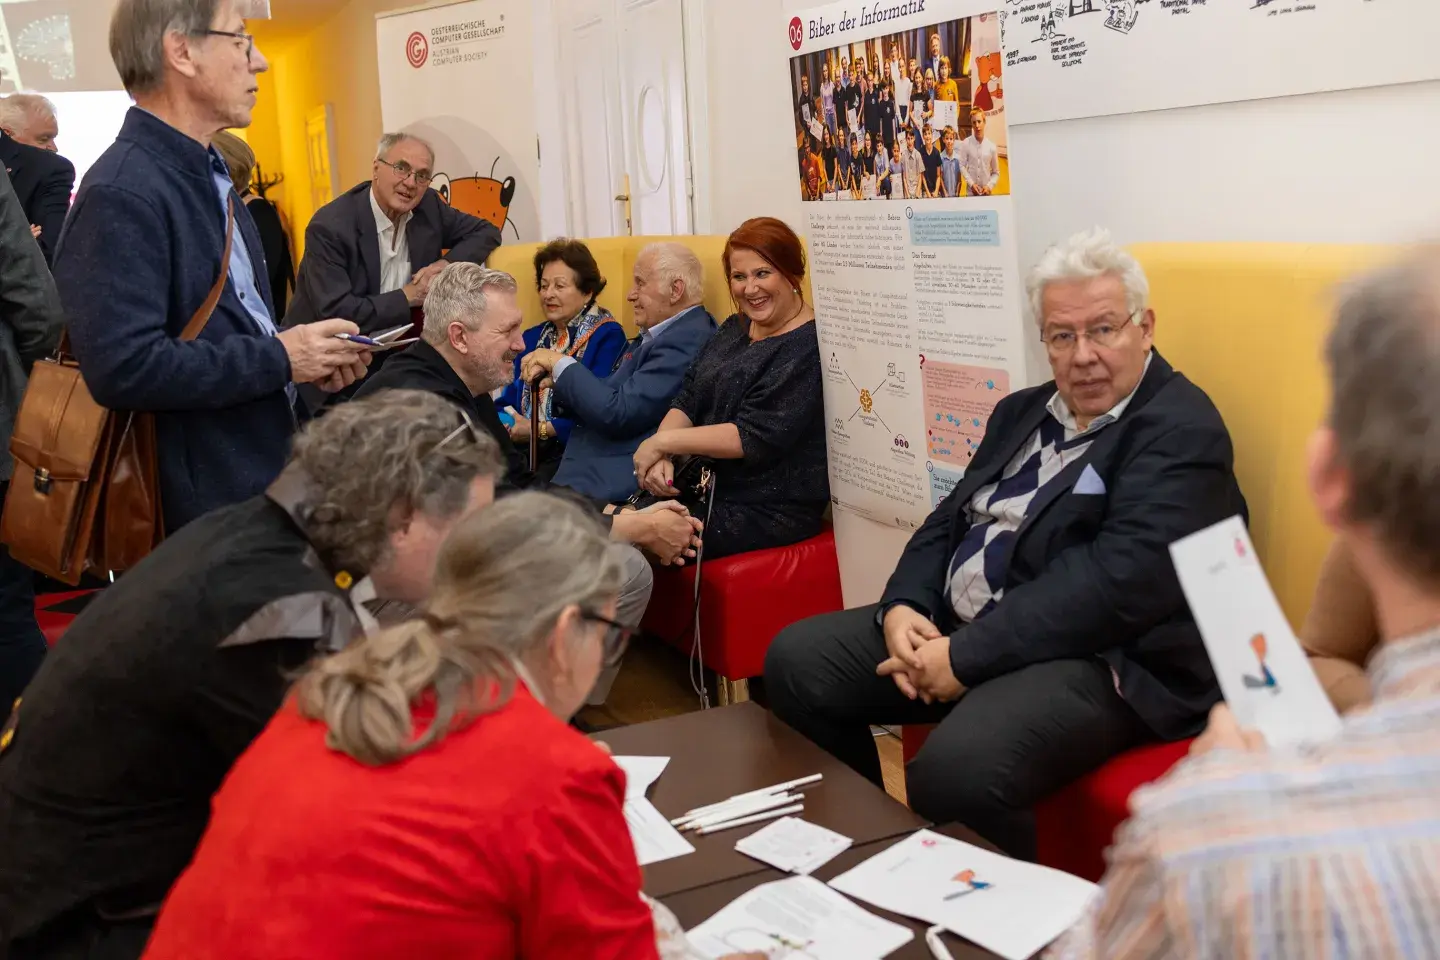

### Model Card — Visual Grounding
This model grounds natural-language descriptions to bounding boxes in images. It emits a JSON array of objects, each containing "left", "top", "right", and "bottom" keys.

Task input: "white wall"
[
  {"left": 532, "top": 0, "right": 571, "bottom": 239},
  {"left": 697, "top": 3, "right": 1440, "bottom": 607}
]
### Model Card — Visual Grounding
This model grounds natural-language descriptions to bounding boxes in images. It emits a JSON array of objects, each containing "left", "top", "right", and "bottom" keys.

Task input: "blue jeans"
[{"left": 0, "top": 482, "right": 45, "bottom": 710}]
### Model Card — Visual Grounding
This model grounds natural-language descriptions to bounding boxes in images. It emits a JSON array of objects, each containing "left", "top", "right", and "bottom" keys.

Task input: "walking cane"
[{"left": 528, "top": 374, "right": 543, "bottom": 474}]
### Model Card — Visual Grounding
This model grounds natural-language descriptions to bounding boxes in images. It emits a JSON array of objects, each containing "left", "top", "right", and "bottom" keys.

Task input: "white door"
[
  {"left": 553, "top": 0, "right": 694, "bottom": 237},
  {"left": 555, "top": 0, "right": 629, "bottom": 236},
  {"left": 617, "top": 0, "right": 692, "bottom": 236}
]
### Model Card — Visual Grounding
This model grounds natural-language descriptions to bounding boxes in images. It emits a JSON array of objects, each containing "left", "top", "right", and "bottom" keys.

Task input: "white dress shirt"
[
  {"left": 369, "top": 189, "right": 413, "bottom": 295},
  {"left": 958, "top": 135, "right": 1000, "bottom": 194}
]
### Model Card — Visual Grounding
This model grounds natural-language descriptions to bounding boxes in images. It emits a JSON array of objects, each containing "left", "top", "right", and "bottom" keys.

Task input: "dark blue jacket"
[
  {"left": 551, "top": 305, "right": 716, "bottom": 501},
  {"left": 53, "top": 108, "right": 294, "bottom": 534},
  {"left": 880, "top": 351, "right": 1246, "bottom": 741}
]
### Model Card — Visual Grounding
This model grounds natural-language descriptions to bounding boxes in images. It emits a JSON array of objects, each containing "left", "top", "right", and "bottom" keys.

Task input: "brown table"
[
  {"left": 599, "top": 702, "right": 928, "bottom": 898},
  {"left": 662, "top": 824, "right": 1003, "bottom": 959}
]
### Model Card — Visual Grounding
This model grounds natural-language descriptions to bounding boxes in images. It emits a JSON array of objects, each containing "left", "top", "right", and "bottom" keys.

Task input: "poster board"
[
  {"left": 787, "top": 0, "right": 1027, "bottom": 529},
  {"left": 376, "top": 0, "right": 538, "bottom": 241},
  {"left": 1001, "top": 0, "right": 1440, "bottom": 126}
]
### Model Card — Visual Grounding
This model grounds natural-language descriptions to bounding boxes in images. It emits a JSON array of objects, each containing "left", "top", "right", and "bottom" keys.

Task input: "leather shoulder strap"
[{"left": 180, "top": 194, "right": 237, "bottom": 342}]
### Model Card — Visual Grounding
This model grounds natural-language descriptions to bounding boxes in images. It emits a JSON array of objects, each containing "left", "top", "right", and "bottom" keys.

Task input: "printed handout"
[
  {"left": 687, "top": 875, "right": 914, "bottom": 959},
  {"left": 1169, "top": 516, "right": 1342, "bottom": 747},
  {"left": 827, "top": 829, "right": 1097, "bottom": 960}
]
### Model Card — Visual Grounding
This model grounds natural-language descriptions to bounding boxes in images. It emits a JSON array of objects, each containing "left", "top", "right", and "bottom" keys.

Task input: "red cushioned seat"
[
  {"left": 643, "top": 527, "right": 843, "bottom": 685},
  {"left": 35, "top": 590, "right": 98, "bottom": 646},
  {"left": 901, "top": 724, "right": 1191, "bottom": 881}
]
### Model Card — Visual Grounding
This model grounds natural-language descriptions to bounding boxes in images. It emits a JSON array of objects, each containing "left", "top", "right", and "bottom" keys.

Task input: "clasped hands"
[
  {"left": 633, "top": 435, "right": 679, "bottom": 498},
  {"left": 879, "top": 605, "right": 965, "bottom": 704}
]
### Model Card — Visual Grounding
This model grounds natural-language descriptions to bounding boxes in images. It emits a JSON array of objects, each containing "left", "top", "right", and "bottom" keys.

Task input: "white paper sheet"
[
  {"left": 1169, "top": 516, "right": 1343, "bottom": 747},
  {"left": 827, "top": 830, "right": 1097, "bottom": 960},
  {"left": 687, "top": 875, "right": 913, "bottom": 959},
  {"left": 623, "top": 797, "right": 694, "bottom": 867},
  {"left": 614, "top": 755, "right": 670, "bottom": 801},
  {"left": 734, "top": 817, "right": 853, "bottom": 875}
]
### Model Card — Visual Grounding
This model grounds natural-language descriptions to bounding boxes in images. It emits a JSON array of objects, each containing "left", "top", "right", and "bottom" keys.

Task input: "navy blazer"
[
  {"left": 283, "top": 181, "right": 501, "bottom": 334},
  {"left": 55, "top": 108, "right": 294, "bottom": 534},
  {"left": 0, "top": 132, "right": 74, "bottom": 265},
  {"left": 880, "top": 351, "right": 1247, "bottom": 740},
  {"left": 550, "top": 305, "right": 717, "bottom": 501}
]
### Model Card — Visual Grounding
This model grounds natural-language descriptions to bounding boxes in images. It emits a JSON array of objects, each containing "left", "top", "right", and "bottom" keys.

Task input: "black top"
[
  {"left": 0, "top": 493, "right": 359, "bottom": 941},
  {"left": 245, "top": 195, "right": 294, "bottom": 319},
  {"left": 0, "top": 132, "right": 75, "bottom": 265},
  {"left": 353, "top": 338, "right": 531, "bottom": 491},
  {"left": 921, "top": 144, "right": 943, "bottom": 193},
  {"left": 673, "top": 315, "right": 828, "bottom": 515},
  {"left": 880, "top": 351, "right": 1246, "bottom": 741}
]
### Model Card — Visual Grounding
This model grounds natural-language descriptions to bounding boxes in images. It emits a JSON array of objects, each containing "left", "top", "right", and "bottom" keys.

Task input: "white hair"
[
  {"left": 1025, "top": 227, "right": 1149, "bottom": 328},
  {"left": 374, "top": 132, "right": 434, "bottom": 167},
  {"left": 422, "top": 263, "right": 518, "bottom": 346},
  {"left": 0, "top": 94, "right": 55, "bottom": 132},
  {"left": 642, "top": 242, "right": 703, "bottom": 304}
]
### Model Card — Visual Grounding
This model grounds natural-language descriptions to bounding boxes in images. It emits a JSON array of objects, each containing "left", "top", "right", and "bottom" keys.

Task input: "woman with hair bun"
[
  {"left": 143, "top": 495, "right": 762, "bottom": 960},
  {"left": 632, "top": 217, "right": 830, "bottom": 559}
]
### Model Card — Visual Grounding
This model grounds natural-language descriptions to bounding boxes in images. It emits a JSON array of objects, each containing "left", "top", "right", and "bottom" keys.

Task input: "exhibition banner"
[
  {"left": 376, "top": 0, "right": 538, "bottom": 241},
  {"left": 788, "top": 0, "right": 1028, "bottom": 529},
  {"left": 1000, "top": 0, "right": 1440, "bottom": 126}
]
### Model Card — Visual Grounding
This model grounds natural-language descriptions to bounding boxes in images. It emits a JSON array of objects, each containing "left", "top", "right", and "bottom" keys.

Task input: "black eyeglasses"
[
  {"left": 377, "top": 158, "right": 435, "bottom": 187},
  {"left": 201, "top": 29, "right": 255, "bottom": 60},
  {"left": 581, "top": 611, "right": 632, "bottom": 668}
]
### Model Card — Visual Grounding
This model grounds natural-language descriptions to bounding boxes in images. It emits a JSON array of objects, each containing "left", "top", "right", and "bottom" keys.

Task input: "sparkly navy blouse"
[{"left": 672, "top": 315, "right": 830, "bottom": 557}]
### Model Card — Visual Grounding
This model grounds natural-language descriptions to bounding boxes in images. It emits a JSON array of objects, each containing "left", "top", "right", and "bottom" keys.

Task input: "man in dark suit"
[
  {"left": 521, "top": 242, "right": 717, "bottom": 503},
  {"left": 765, "top": 229, "right": 1246, "bottom": 859},
  {"left": 285, "top": 132, "right": 501, "bottom": 335},
  {"left": 0, "top": 162, "right": 63, "bottom": 712},
  {"left": 0, "top": 95, "right": 75, "bottom": 264}
]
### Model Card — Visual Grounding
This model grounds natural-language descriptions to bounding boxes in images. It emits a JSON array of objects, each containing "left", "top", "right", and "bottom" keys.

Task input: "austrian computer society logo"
[
  {"left": 788, "top": 16, "right": 803, "bottom": 50},
  {"left": 406, "top": 31, "right": 429, "bottom": 68}
]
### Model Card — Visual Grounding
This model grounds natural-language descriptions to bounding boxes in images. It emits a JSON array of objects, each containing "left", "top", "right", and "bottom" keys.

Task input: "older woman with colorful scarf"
[{"left": 500, "top": 239, "right": 627, "bottom": 479}]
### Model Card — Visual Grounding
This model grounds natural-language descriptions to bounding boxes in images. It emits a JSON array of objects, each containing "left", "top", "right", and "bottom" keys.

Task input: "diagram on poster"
[
  {"left": 1002, "top": 0, "right": 1440, "bottom": 126},
  {"left": 921, "top": 359, "right": 1008, "bottom": 467}
]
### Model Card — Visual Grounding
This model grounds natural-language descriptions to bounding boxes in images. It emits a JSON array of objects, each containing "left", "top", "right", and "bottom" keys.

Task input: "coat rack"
[{"left": 252, "top": 161, "right": 285, "bottom": 200}]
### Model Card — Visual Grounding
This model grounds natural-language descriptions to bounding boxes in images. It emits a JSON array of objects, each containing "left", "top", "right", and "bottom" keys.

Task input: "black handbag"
[{"left": 624, "top": 455, "right": 715, "bottom": 513}]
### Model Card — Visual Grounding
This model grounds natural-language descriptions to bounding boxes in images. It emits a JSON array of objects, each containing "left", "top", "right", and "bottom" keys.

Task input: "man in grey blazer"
[
  {"left": 285, "top": 132, "right": 502, "bottom": 407},
  {"left": 0, "top": 163, "right": 64, "bottom": 710}
]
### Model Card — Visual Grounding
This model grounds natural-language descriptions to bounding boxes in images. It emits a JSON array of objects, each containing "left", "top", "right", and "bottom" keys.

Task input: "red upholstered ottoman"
[
  {"left": 901, "top": 724, "right": 1192, "bottom": 881},
  {"left": 35, "top": 590, "right": 98, "bottom": 646},
  {"left": 642, "top": 528, "right": 843, "bottom": 704}
]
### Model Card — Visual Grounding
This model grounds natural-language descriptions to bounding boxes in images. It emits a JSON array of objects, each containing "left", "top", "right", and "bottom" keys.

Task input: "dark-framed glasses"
[
  {"left": 581, "top": 610, "right": 632, "bottom": 669},
  {"left": 201, "top": 29, "right": 256, "bottom": 60},
  {"left": 377, "top": 158, "right": 435, "bottom": 187},
  {"left": 1040, "top": 308, "right": 1143, "bottom": 354}
]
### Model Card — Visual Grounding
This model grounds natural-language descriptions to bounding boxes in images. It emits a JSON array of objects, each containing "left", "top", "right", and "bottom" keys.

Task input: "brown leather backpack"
[{"left": 1, "top": 200, "right": 236, "bottom": 584}]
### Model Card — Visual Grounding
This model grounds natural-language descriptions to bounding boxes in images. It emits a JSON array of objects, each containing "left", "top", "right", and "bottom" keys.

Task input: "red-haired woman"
[{"left": 631, "top": 218, "right": 829, "bottom": 559}]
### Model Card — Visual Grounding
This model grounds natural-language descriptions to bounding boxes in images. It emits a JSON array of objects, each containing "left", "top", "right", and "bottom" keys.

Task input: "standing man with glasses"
[
  {"left": 765, "top": 228, "right": 1245, "bottom": 861},
  {"left": 54, "top": 0, "right": 374, "bottom": 536},
  {"left": 285, "top": 131, "right": 503, "bottom": 409}
]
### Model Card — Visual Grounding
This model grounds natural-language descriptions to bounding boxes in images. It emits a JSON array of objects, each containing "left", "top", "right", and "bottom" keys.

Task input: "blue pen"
[{"left": 335, "top": 333, "right": 381, "bottom": 347}]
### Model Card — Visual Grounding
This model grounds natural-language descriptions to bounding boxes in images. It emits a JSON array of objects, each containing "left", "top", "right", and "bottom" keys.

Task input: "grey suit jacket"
[
  {"left": 0, "top": 163, "right": 63, "bottom": 482},
  {"left": 282, "top": 181, "right": 502, "bottom": 333}
]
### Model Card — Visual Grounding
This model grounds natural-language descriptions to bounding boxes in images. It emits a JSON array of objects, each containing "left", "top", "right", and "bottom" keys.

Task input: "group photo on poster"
[{"left": 789, "top": 11, "right": 1009, "bottom": 203}]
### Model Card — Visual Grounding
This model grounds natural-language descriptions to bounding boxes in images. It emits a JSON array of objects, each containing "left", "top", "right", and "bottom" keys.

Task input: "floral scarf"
[{"left": 518, "top": 301, "right": 616, "bottom": 421}]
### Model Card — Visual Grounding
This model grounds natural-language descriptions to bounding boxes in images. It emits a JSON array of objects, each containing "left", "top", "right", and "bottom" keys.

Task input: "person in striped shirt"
[{"left": 1049, "top": 245, "right": 1440, "bottom": 959}]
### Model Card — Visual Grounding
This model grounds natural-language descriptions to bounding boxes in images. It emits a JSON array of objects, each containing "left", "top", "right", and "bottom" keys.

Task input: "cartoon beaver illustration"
[{"left": 430, "top": 157, "right": 519, "bottom": 238}]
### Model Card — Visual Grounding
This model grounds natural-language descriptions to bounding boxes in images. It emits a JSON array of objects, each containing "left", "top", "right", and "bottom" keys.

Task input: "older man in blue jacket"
[
  {"left": 54, "top": 0, "right": 371, "bottom": 535},
  {"left": 522, "top": 242, "right": 716, "bottom": 503}
]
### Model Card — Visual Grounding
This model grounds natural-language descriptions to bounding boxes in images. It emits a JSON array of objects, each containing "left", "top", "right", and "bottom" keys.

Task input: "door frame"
[{"left": 549, "top": 0, "right": 712, "bottom": 238}]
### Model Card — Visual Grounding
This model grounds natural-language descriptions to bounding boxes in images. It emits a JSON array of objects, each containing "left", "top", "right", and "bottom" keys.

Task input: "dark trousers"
[
  {"left": 763, "top": 604, "right": 1149, "bottom": 859},
  {"left": 0, "top": 482, "right": 45, "bottom": 711},
  {"left": 8, "top": 911, "right": 154, "bottom": 960}
]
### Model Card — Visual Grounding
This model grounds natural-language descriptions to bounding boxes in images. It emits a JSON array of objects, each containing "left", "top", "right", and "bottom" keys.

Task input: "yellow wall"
[{"left": 251, "top": 0, "right": 415, "bottom": 262}]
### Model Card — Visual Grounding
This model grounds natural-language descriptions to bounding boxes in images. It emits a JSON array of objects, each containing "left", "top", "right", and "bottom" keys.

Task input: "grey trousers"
[{"left": 587, "top": 545, "right": 653, "bottom": 705}]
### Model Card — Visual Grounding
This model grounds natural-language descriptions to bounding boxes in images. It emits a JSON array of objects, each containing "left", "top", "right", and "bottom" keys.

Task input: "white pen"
[
  {"left": 670, "top": 774, "right": 823, "bottom": 824},
  {"left": 924, "top": 925, "right": 956, "bottom": 960},
  {"left": 696, "top": 803, "right": 804, "bottom": 836},
  {"left": 681, "top": 792, "right": 805, "bottom": 832}
]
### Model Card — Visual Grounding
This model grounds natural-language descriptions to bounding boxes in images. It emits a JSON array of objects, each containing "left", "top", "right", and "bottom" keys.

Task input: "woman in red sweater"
[{"left": 142, "top": 494, "right": 753, "bottom": 960}]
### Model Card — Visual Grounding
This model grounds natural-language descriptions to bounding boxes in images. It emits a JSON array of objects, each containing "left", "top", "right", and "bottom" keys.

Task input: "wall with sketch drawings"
[{"left": 999, "top": 0, "right": 1440, "bottom": 125}]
